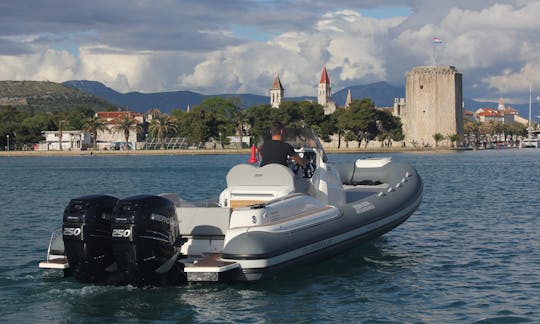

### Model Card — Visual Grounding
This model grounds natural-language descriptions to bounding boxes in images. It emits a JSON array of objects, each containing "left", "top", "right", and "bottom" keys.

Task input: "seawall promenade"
[{"left": 0, "top": 146, "right": 464, "bottom": 157}]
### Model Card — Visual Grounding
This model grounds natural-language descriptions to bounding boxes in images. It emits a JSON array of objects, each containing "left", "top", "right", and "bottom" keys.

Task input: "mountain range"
[
  {"left": 62, "top": 80, "right": 407, "bottom": 113},
  {"left": 62, "top": 80, "right": 532, "bottom": 118},
  {"left": 63, "top": 80, "right": 405, "bottom": 113},
  {"left": 0, "top": 79, "right": 531, "bottom": 119},
  {"left": 0, "top": 80, "right": 118, "bottom": 113}
]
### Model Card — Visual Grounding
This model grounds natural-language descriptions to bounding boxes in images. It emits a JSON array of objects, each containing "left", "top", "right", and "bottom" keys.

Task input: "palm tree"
[
  {"left": 232, "top": 109, "right": 247, "bottom": 149},
  {"left": 447, "top": 134, "right": 460, "bottom": 148},
  {"left": 464, "top": 120, "right": 479, "bottom": 148},
  {"left": 378, "top": 132, "right": 389, "bottom": 148},
  {"left": 56, "top": 119, "right": 68, "bottom": 151},
  {"left": 149, "top": 114, "right": 178, "bottom": 149},
  {"left": 433, "top": 132, "right": 444, "bottom": 147},
  {"left": 82, "top": 116, "right": 108, "bottom": 149},
  {"left": 111, "top": 115, "right": 142, "bottom": 150}
]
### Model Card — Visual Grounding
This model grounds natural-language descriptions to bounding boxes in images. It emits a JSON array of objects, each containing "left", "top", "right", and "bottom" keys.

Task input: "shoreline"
[{"left": 0, "top": 147, "right": 475, "bottom": 157}]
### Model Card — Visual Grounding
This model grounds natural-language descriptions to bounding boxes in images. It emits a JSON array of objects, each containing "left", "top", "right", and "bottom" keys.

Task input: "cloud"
[
  {"left": 0, "top": 49, "right": 76, "bottom": 81},
  {"left": 1, "top": 0, "right": 540, "bottom": 103},
  {"left": 178, "top": 10, "right": 404, "bottom": 96}
]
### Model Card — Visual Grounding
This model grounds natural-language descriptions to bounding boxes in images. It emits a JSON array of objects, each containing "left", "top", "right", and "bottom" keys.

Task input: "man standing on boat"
[{"left": 260, "top": 122, "right": 305, "bottom": 167}]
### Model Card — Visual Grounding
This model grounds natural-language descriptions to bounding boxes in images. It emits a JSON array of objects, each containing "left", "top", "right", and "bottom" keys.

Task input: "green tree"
[
  {"left": 65, "top": 108, "right": 94, "bottom": 130},
  {"left": 0, "top": 106, "right": 28, "bottom": 150},
  {"left": 433, "top": 132, "right": 444, "bottom": 147},
  {"left": 55, "top": 119, "right": 69, "bottom": 151},
  {"left": 111, "top": 115, "right": 142, "bottom": 150},
  {"left": 447, "top": 134, "right": 460, "bottom": 148},
  {"left": 341, "top": 98, "right": 378, "bottom": 148},
  {"left": 83, "top": 116, "right": 108, "bottom": 149},
  {"left": 232, "top": 109, "right": 249, "bottom": 148},
  {"left": 178, "top": 107, "right": 212, "bottom": 145},
  {"left": 149, "top": 114, "right": 178, "bottom": 149},
  {"left": 17, "top": 113, "right": 54, "bottom": 147},
  {"left": 177, "top": 97, "right": 243, "bottom": 147},
  {"left": 389, "top": 128, "right": 405, "bottom": 146},
  {"left": 277, "top": 101, "right": 305, "bottom": 128},
  {"left": 333, "top": 108, "right": 347, "bottom": 148},
  {"left": 464, "top": 119, "right": 479, "bottom": 147},
  {"left": 378, "top": 132, "right": 389, "bottom": 147},
  {"left": 343, "top": 130, "right": 356, "bottom": 148},
  {"left": 243, "top": 100, "right": 332, "bottom": 145},
  {"left": 199, "top": 97, "right": 241, "bottom": 140},
  {"left": 243, "top": 104, "right": 278, "bottom": 143}
]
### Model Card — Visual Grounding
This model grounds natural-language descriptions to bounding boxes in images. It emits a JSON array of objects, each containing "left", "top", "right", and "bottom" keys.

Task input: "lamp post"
[
  {"left": 6, "top": 134, "right": 9, "bottom": 153},
  {"left": 219, "top": 132, "right": 222, "bottom": 149}
]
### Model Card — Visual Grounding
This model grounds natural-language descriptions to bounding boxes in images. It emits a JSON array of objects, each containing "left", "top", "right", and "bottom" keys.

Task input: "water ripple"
[{"left": 1, "top": 151, "right": 539, "bottom": 322}]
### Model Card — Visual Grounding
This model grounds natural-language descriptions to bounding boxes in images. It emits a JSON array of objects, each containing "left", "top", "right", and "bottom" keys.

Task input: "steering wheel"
[
  {"left": 302, "top": 159, "right": 316, "bottom": 178},
  {"left": 290, "top": 156, "right": 316, "bottom": 178},
  {"left": 290, "top": 160, "right": 301, "bottom": 175}
]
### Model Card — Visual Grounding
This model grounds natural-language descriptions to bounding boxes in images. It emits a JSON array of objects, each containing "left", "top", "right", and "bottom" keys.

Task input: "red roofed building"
[
  {"left": 475, "top": 108, "right": 505, "bottom": 123},
  {"left": 96, "top": 111, "right": 144, "bottom": 123},
  {"left": 474, "top": 97, "right": 528, "bottom": 125},
  {"left": 95, "top": 111, "right": 145, "bottom": 150},
  {"left": 464, "top": 109, "right": 475, "bottom": 121}
]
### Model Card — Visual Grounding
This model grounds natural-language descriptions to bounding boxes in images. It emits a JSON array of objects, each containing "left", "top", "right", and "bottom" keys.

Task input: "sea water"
[{"left": 0, "top": 150, "right": 539, "bottom": 323}]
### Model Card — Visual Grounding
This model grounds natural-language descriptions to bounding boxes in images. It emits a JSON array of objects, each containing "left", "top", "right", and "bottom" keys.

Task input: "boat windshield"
[
  {"left": 260, "top": 127, "right": 328, "bottom": 162},
  {"left": 260, "top": 127, "right": 323, "bottom": 149}
]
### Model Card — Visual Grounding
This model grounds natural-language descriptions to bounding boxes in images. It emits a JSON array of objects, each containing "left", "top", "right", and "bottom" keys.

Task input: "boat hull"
[
  {"left": 219, "top": 160, "right": 423, "bottom": 282},
  {"left": 39, "top": 155, "right": 423, "bottom": 284}
]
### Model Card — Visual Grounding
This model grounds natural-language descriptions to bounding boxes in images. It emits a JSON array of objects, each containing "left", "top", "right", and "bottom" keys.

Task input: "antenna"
[{"left": 529, "top": 83, "right": 532, "bottom": 130}]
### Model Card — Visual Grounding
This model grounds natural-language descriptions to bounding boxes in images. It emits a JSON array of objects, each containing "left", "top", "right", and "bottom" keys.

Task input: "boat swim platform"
[
  {"left": 39, "top": 257, "right": 69, "bottom": 270},
  {"left": 183, "top": 253, "right": 240, "bottom": 282}
]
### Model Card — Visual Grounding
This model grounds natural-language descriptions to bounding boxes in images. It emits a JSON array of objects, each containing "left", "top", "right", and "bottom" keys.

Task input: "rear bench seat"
[{"left": 219, "top": 164, "right": 296, "bottom": 209}]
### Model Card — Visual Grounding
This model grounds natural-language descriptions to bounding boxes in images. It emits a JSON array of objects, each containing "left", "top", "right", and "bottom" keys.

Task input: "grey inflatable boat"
[{"left": 39, "top": 128, "right": 423, "bottom": 284}]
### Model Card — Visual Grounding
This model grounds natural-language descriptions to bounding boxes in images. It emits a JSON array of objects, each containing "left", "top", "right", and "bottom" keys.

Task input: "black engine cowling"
[
  {"left": 62, "top": 195, "right": 118, "bottom": 283},
  {"left": 108, "top": 195, "right": 186, "bottom": 286}
]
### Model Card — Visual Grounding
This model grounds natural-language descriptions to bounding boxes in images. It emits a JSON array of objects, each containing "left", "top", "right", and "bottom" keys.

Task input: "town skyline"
[{"left": 2, "top": 1, "right": 540, "bottom": 105}]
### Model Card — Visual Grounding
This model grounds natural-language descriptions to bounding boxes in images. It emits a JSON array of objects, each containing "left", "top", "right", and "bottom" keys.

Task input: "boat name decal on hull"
[
  {"left": 302, "top": 238, "right": 333, "bottom": 254},
  {"left": 352, "top": 201, "right": 375, "bottom": 214}
]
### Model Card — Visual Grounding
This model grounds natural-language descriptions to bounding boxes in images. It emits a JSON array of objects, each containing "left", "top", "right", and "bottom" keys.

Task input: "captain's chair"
[{"left": 219, "top": 164, "right": 296, "bottom": 209}]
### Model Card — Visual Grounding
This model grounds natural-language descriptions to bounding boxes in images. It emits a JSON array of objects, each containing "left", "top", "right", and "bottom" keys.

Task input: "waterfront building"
[
  {"left": 95, "top": 111, "right": 145, "bottom": 150},
  {"left": 474, "top": 97, "right": 528, "bottom": 126},
  {"left": 475, "top": 108, "right": 508, "bottom": 124},
  {"left": 496, "top": 97, "right": 528, "bottom": 125},
  {"left": 270, "top": 74, "right": 284, "bottom": 108},
  {"left": 39, "top": 130, "right": 92, "bottom": 151},
  {"left": 145, "top": 107, "right": 162, "bottom": 122},
  {"left": 396, "top": 66, "right": 464, "bottom": 147}
]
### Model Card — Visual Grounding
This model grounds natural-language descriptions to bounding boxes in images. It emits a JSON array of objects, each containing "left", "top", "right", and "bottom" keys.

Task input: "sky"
[{"left": 1, "top": 0, "right": 540, "bottom": 106}]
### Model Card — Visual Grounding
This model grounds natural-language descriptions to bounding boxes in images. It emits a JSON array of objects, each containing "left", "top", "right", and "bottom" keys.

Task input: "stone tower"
[
  {"left": 317, "top": 66, "right": 336, "bottom": 114},
  {"left": 270, "top": 74, "right": 284, "bottom": 108},
  {"left": 402, "top": 66, "right": 463, "bottom": 147}
]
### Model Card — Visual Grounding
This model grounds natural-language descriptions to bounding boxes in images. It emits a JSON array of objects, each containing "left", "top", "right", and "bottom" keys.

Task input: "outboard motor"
[
  {"left": 109, "top": 195, "right": 186, "bottom": 286},
  {"left": 62, "top": 195, "right": 118, "bottom": 283}
]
